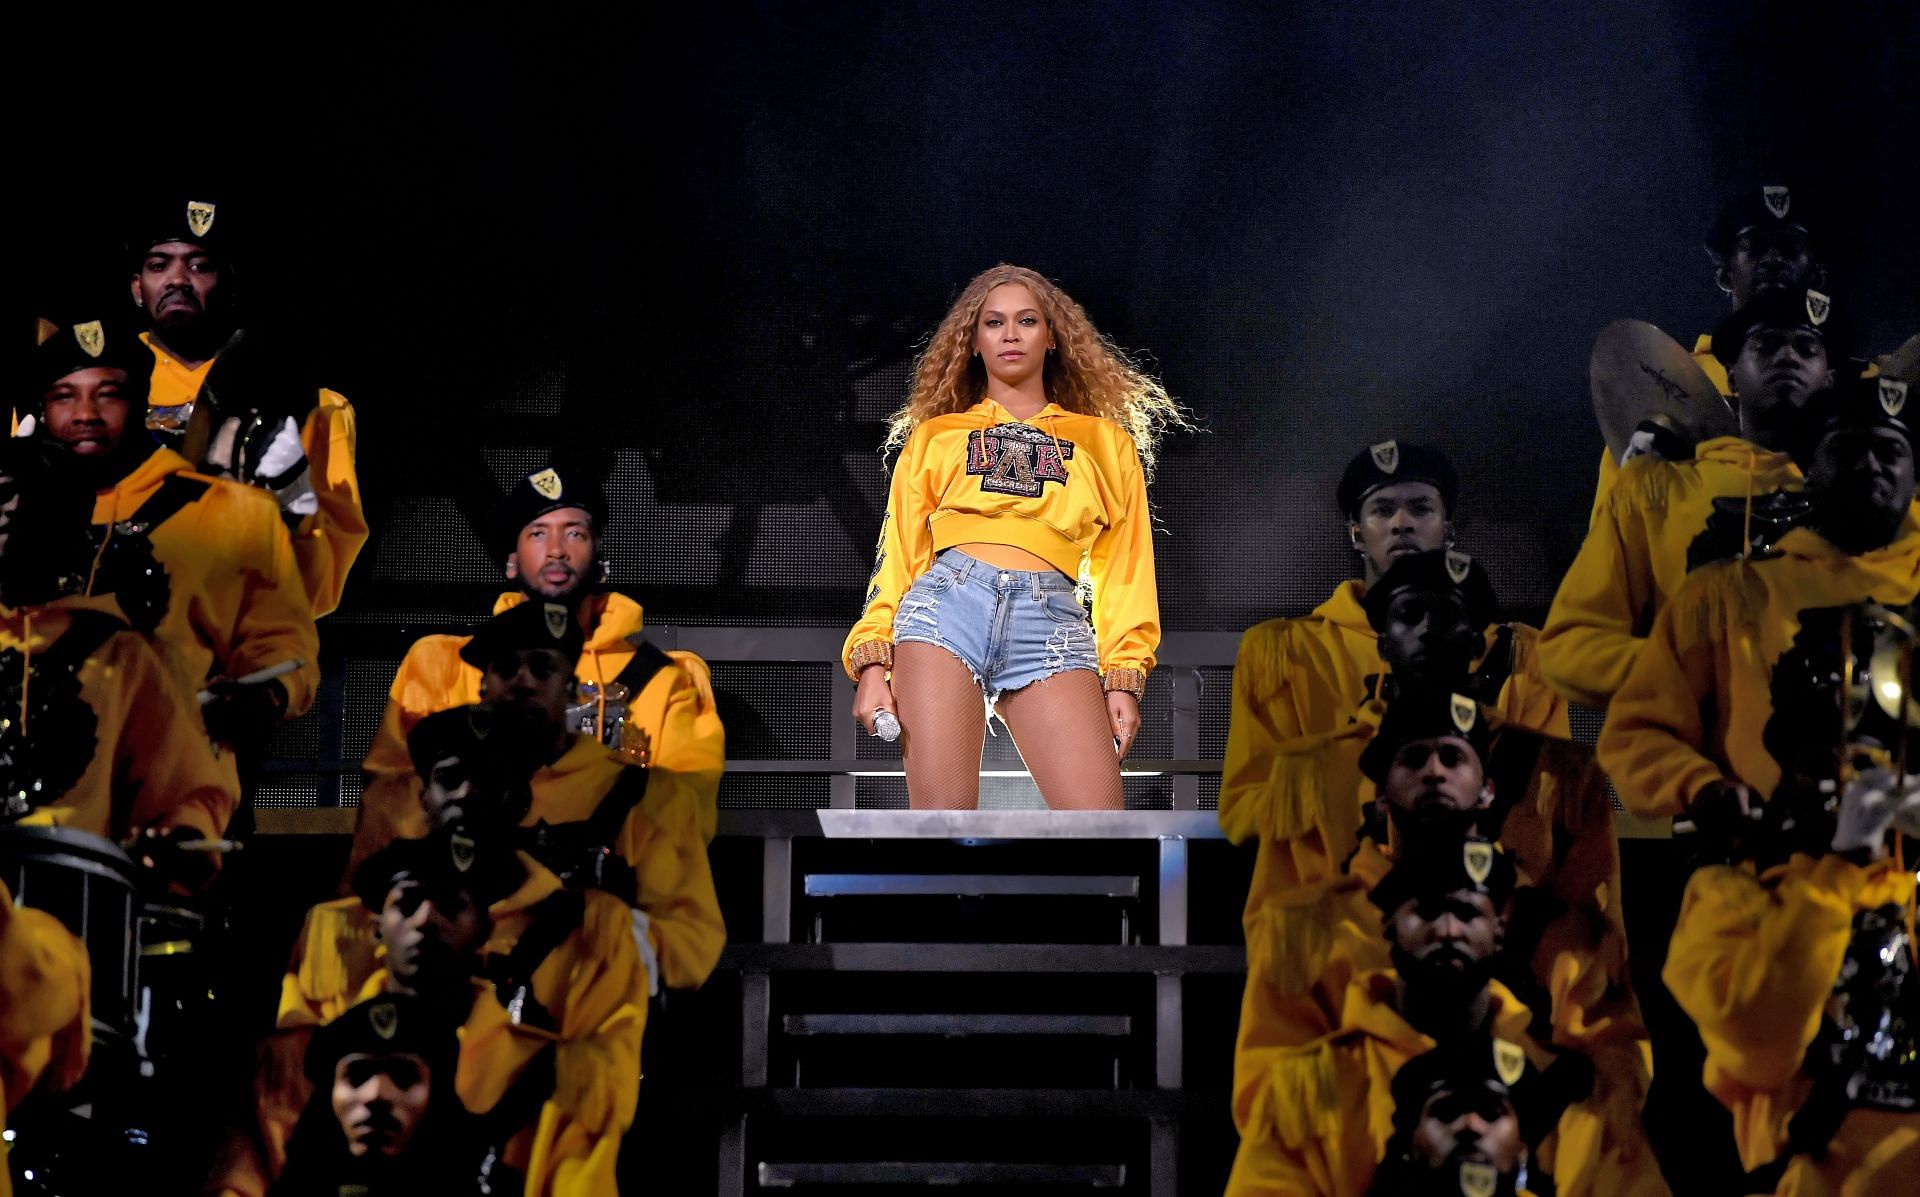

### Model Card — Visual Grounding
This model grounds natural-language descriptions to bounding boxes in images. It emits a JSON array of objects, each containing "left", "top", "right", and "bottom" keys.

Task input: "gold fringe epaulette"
[
  {"left": 1237, "top": 620, "right": 1294, "bottom": 706},
  {"left": 294, "top": 902, "right": 376, "bottom": 1004},
  {"left": 1247, "top": 892, "right": 1334, "bottom": 995},
  {"left": 1265, "top": 1039, "right": 1338, "bottom": 1147},
  {"left": 1266, "top": 743, "right": 1331, "bottom": 841}
]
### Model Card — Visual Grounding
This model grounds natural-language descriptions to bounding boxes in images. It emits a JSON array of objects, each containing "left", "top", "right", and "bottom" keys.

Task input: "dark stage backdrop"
[{"left": 17, "top": 3, "right": 1918, "bottom": 801}]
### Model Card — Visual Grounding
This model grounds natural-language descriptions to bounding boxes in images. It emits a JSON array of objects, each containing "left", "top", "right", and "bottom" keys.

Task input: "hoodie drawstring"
[{"left": 17, "top": 611, "right": 30, "bottom": 736}]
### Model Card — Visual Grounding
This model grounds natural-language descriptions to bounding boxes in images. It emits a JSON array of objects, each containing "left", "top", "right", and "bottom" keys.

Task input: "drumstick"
[
  {"left": 197, "top": 659, "right": 306, "bottom": 706},
  {"left": 171, "top": 838, "right": 243, "bottom": 853}
]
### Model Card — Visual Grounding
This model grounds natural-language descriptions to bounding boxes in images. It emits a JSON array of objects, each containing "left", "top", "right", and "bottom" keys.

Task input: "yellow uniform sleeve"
[
  {"left": 514, "top": 895, "right": 648, "bottom": 1197},
  {"left": 290, "top": 389, "right": 367, "bottom": 618},
  {"left": 1495, "top": 623, "right": 1571, "bottom": 737},
  {"left": 1220, "top": 624, "right": 1303, "bottom": 844},
  {"left": 843, "top": 431, "right": 937, "bottom": 679},
  {"left": 347, "top": 637, "right": 474, "bottom": 882},
  {"left": 0, "top": 881, "right": 91, "bottom": 1113},
  {"left": 649, "top": 651, "right": 726, "bottom": 844},
  {"left": 1588, "top": 444, "right": 1620, "bottom": 527},
  {"left": 619, "top": 801, "right": 727, "bottom": 990},
  {"left": 1540, "top": 474, "right": 1660, "bottom": 708},
  {"left": 1663, "top": 858, "right": 1863, "bottom": 1098},
  {"left": 1087, "top": 435, "right": 1159, "bottom": 683},
  {"left": 110, "top": 632, "right": 238, "bottom": 840},
  {"left": 1594, "top": 574, "right": 1734, "bottom": 817},
  {"left": 225, "top": 489, "right": 323, "bottom": 717}
]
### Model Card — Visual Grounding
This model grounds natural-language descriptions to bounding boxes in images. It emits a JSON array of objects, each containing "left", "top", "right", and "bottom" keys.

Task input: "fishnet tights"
[{"left": 893, "top": 644, "right": 1123, "bottom": 811}]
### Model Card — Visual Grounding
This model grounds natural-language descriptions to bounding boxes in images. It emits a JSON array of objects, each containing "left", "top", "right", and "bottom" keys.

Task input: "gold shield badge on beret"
[
  {"left": 1805, "top": 289, "right": 1831, "bottom": 326},
  {"left": 1881, "top": 378, "right": 1909, "bottom": 417},
  {"left": 73, "top": 320, "right": 105, "bottom": 358},
  {"left": 1762, "top": 185, "right": 1790, "bottom": 219},
  {"left": 1370, "top": 440, "right": 1400, "bottom": 473},
  {"left": 1463, "top": 840, "right": 1494, "bottom": 885},
  {"left": 449, "top": 831, "right": 477, "bottom": 873},
  {"left": 1445, "top": 550, "right": 1472, "bottom": 584},
  {"left": 1450, "top": 692, "right": 1477, "bottom": 734},
  {"left": 1493, "top": 1037, "right": 1526, "bottom": 1086},
  {"left": 368, "top": 998, "right": 399, "bottom": 1041},
  {"left": 1457, "top": 1161, "right": 1497, "bottom": 1197},
  {"left": 528, "top": 468, "right": 564, "bottom": 500},
  {"left": 186, "top": 200, "right": 217, "bottom": 238},
  {"left": 543, "top": 602, "right": 569, "bottom": 641}
]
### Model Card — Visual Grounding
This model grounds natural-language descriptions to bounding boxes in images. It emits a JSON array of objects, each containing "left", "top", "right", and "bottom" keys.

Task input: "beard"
[
  {"left": 1388, "top": 799, "right": 1483, "bottom": 843},
  {"left": 1395, "top": 942, "right": 1497, "bottom": 1009}
]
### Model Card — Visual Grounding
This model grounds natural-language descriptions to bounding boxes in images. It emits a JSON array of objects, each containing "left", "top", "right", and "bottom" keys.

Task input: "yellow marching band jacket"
[
  {"left": 842, "top": 398, "right": 1159, "bottom": 693},
  {"left": 0, "top": 879, "right": 90, "bottom": 1197},
  {"left": 198, "top": 584, "right": 726, "bottom": 1196},
  {"left": 85, "top": 445, "right": 321, "bottom": 800},
  {"left": 1598, "top": 511, "right": 1920, "bottom": 819},
  {"left": 143, "top": 333, "right": 368, "bottom": 619},
  {"left": 1220, "top": 699, "right": 1657, "bottom": 1194},
  {"left": 353, "top": 590, "right": 727, "bottom": 874},
  {"left": 213, "top": 853, "right": 649, "bottom": 1197},
  {"left": 0, "top": 596, "right": 234, "bottom": 841},
  {"left": 1664, "top": 854, "right": 1920, "bottom": 1194}
]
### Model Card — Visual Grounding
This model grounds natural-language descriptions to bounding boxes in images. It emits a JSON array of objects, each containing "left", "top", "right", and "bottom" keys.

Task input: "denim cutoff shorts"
[{"left": 891, "top": 549, "right": 1099, "bottom": 700}]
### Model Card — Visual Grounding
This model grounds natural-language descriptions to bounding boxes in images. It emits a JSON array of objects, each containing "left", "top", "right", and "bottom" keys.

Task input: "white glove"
[
  {"left": 13, "top": 414, "right": 35, "bottom": 437},
  {"left": 630, "top": 908, "right": 661, "bottom": 996},
  {"left": 254, "top": 416, "right": 304, "bottom": 480},
  {"left": 1831, "top": 766, "right": 1920, "bottom": 856},
  {"left": 1620, "top": 427, "right": 1664, "bottom": 466}
]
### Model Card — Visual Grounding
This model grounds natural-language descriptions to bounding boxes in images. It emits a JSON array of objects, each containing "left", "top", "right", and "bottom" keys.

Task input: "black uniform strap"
[
  {"left": 119, "top": 474, "right": 212, "bottom": 533},
  {"left": 517, "top": 765, "right": 650, "bottom": 905},
  {"left": 479, "top": 889, "right": 586, "bottom": 1033},
  {"left": 610, "top": 637, "right": 674, "bottom": 698}
]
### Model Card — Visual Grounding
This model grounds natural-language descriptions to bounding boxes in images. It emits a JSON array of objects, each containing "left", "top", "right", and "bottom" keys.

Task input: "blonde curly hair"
[{"left": 884, "top": 264, "right": 1189, "bottom": 479}]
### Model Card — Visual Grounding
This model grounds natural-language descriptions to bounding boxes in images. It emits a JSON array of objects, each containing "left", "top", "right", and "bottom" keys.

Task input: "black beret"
[
  {"left": 1362, "top": 549, "right": 1500, "bottom": 635},
  {"left": 457, "top": 600, "right": 585, "bottom": 672},
  {"left": 1387, "top": 1033, "right": 1532, "bottom": 1138},
  {"left": 125, "top": 191, "right": 233, "bottom": 261},
  {"left": 1335, "top": 441, "right": 1458, "bottom": 518},
  {"left": 1359, "top": 687, "right": 1493, "bottom": 785},
  {"left": 406, "top": 704, "right": 495, "bottom": 779},
  {"left": 30, "top": 307, "right": 153, "bottom": 403},
  {"left": 303, "top": 992, "right": 460, "bottom": 1088},
  {"left": 1368, "top": 836, "right": 1516, "bottom": 916},
  {"left": 349, "top": 823, "right": 523, "bottom": 914},
  {"left": 1707, "top": 183, "right": 1814, "bottom": 259},
  {"left": 499, "top": 464, "right": 606, "bottom": 555},
  {"left": 1791, "top": 374, "right": 1918, "bottom": 463},
  {"left": 1711, "top": 287, "right": 1849, "bottom": 369}
]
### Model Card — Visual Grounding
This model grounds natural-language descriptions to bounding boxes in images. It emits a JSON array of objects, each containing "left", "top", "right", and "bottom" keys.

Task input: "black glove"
[
  {"left": 127, "top": 825, "right": 221, "bottom": 893},
  {"left": 200, "top": 677, "right": 289, "bottom": 752}
]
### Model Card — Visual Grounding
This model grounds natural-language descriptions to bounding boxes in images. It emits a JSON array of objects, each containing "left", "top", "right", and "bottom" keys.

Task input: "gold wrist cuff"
[
  {"left": 1102, "top": 668, "right": 1147, "bottom": 699},
  {"left": 848, "top": 640, "right": 894, "bottom": 677}
]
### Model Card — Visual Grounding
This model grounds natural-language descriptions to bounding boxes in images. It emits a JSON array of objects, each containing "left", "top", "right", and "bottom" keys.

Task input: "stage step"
[
  {"left": 782, "top": 1013, "right": 1133, "bottom": 1037},
  {"left": 756, "top": 1161, "right": 1127, "bottom": 1188}
]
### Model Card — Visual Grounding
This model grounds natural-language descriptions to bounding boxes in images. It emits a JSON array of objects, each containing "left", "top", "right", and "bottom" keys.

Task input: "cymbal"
[
  {"left": 1879, "top": 332, "right": 1920, "bottom": 382},
  {"left": 1590, "top": 319, "right": 1736, "bottom": 461}
]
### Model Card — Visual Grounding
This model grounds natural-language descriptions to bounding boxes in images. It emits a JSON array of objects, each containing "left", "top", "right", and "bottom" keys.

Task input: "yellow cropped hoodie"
[{"left": 842, "top": 398, "right": 1158, "bottom": 692}]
